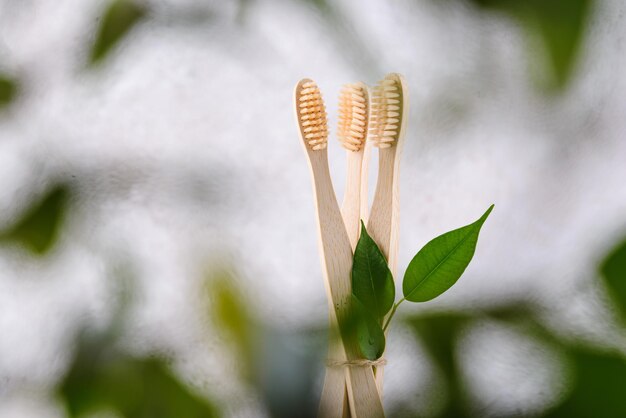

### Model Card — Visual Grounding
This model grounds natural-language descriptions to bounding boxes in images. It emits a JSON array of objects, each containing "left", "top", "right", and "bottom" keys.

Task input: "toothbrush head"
[
  {"left": 295, "top": 79, "right": 328, "bottom": 151},
  {"left": 369, "top": 73, "right": 406, "bottom": 149},
  {"left": 338, "top": 82, "right": 369, "bottom": 152}
]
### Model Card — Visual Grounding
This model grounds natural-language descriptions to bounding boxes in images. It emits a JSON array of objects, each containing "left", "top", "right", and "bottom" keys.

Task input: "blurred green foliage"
[
  {"left": 0, "top": 74, "right": 18, "bottom": 109},
  {"left": 207, "top": 270, "right": 322, "bottom": 417},
  {"left": 402, "top": 234, "right": 626, "bottom": 418},
  {"left": 208, "top": 270, "right": 259, "bottom": 382},
  {"left": 408, "top": 313, "right": 469, "bottom": 418},
  {"left": 545, "top": 348, "right": 626, "bottom": 418},
  {"left": 59, "top": 331, "right": 219, "bottom": 418},
  {"left": 53, "top": 263, "right": 221, "bottom": 417},
  {"left": 467, "top": 0, "right": 593, "bottom": 90},
  {"left": 0, "top": 185, "right": 69, "bottom": 255},
  {"left": 601, "top": 237, "right": 626, "bottom": 324},
  {"left": 90, "top": 0, "right": 146, "bottom": 65}
]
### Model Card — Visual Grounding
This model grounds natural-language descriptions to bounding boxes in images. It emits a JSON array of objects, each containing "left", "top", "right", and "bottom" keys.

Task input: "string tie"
[{"left": 326, "top": 358, "right": 387, "bottom": 368}]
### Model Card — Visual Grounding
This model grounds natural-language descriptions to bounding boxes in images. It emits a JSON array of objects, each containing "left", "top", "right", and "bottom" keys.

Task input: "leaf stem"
[{"left": 382, "top": 297, "right": 405, "bottom": 333}]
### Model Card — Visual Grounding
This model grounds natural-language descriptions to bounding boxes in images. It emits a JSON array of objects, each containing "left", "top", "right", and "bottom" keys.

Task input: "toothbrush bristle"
[
  {"left": 297, "top": 80, "right": 328, "bottom": 151},
  {"left": 369, "top": 75, "right": 403, "bottom": 149},
  {"left": 338, "top": 83, "right": 368, "bottom": 152}
]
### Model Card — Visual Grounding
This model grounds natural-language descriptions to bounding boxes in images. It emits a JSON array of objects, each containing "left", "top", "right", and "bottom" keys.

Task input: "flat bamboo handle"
[
  {"left": 319, "top": 321, "right": 351, "bottom": 418},
  {"left": 341, "top": 153, "right": 365, "bottom": 249},
  {"left": 320, "top": 150, "right": 366, "bottom": 418},
  {"left": 308, "top": 152, "right": 385, "bottom": 418}
]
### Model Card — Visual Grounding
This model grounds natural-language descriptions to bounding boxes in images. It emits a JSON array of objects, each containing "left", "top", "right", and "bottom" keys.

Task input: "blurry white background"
[{"left": 0, "top": 0, "right": 625, "bottom": 416}]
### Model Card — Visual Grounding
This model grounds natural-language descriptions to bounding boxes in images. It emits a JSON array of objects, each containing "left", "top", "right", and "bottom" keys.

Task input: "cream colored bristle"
[
  {"left": 369, "top": 75, "right": 403, "bottom": 149},
  {"left": 297, "top": 80, "right": 328, "bottom": 151},
  {"left": 338, "top": 83, "right": 368, "bottom": 152}
]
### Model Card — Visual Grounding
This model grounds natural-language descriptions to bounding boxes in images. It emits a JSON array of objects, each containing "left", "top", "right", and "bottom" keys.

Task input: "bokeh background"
[{"left": 1, "top": 0, "right": 625, "bottom": 417}]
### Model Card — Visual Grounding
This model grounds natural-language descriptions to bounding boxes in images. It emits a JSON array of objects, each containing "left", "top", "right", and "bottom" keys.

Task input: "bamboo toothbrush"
[
  {"left": 339, "top": 82, "right": 370, "bottom": 249},
  {"left": 295, "top": 79, "right": 385, "bottom": 418},
  {"left": 319, "top": 82, "right": 372, "bottom": 417},
  {"left": 366, "top": 73, "right": 409, "bottom": 393}
]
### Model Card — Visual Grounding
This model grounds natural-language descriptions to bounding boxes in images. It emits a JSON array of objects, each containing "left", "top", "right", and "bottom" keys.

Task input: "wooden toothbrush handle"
[
  {"left": 320, "top": 151, "right": 368, "bottom": 418},
  {"left": 367, "top": 148, "right": 401, "bottom": 396},
  {"left": 367, "top": 150, "right": 397, "bottom": 263},
  {"left": 309, "top": 152, "right": 385, "bottom": 418},
  {"left": 319, "top": 318, "right": 351, "bottom": 418},
  {"left": 359, "top": 142, "right": 373, "bottom": 226},
  {"left": 341, "top": 153, "right": 364, "bottom": 249}
]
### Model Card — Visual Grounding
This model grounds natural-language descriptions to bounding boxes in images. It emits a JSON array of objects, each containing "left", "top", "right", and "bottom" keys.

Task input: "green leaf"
[
  {"left": 0, "top": 75, "right": 18, "bottom": 109},
  {"left": 403, "top": 205, "right": 493, "bottom": 302},
  {"left": 352, "top": 295, "right": 385, "bottom": 360},
  {"left": 0, "top": 185, "right": 69, "bottom": 255},
  {"left": 90, "top": 0, "right": 146, "bottom": 65},
  {"left": 600, "top": 237, "right": 626, "bottom": 324},
  {"left": 351, "top": 221, "right": 395, "bottom": 322}
]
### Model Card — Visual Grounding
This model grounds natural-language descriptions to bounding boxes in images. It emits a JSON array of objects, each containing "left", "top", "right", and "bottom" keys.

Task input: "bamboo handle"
[
  {"left": 359, "top": 142, "right": 372, "bottom": 226},
  {"left": 367, "top": 151, "right": 397, "bottom": 265},
  {"left": 341, "top": 153, "right": 365, "bottom": 249},
  {"left": 321, "top": 151, "right": 366, "bottom": 418},
  {"left": 367, "top": 149, "right": 399, "bottom": 395},
  {"left": 308, "top": 152, "right": 385, "bottom": 418},
  {"left": 319, "top": 323, "right": 351, "bottom": 418}
]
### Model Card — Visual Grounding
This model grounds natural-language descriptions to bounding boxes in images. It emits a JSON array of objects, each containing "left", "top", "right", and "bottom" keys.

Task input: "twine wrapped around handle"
[{"left": 326, "top": 358, "right": 387, "bottom": 368}]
